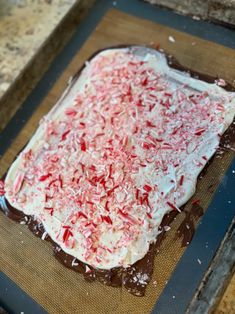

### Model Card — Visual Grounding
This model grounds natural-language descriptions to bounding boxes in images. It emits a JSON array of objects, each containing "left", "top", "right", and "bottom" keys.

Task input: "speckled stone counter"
[
  {"left": 146, "top": 0, "right": 235, "bottom": 26},
  {"left": 0, "top": 0, "right": 76, "bottom": 97},
  {"left": 0, "top": 0, "right": 94, "bottom": 131}
]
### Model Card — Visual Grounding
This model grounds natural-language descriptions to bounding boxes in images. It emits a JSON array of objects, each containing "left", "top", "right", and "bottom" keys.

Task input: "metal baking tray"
[{"left": 0, "top": 0, "right": 234, "bottom": 313}]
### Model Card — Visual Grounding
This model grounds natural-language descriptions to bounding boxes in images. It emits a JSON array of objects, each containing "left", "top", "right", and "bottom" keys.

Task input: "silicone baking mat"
[{"left": 0, "top": 1, "right": 235, "bottom": 313}]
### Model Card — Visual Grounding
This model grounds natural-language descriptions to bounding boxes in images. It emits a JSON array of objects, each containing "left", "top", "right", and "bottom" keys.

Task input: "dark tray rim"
[{"left": 0, "top": 0, "right": 235, "bottom": 313}]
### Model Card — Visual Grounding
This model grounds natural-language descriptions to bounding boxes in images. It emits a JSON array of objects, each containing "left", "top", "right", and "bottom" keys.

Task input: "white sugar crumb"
[
  {"left": 164, "top": 226, "right": 171, "bottom": 232},
  {"left": 68, "top": 76, "right": 73, "bottom": 85},
  {"left": 173, "top": 295, "right": 176, "bottom": 299},
  {"left": 41, "top": 231, "right": 47, "bottom": 240},
  {"left": 72, "top": 258, "right": 79, "bottom": 267},
  {"left": 133, "top": 273, "right": 149, "bottom": 285},
  {"left": 228, "top": 200, "right": 231, "bottom": 204},
  {"left": 232, "top": 170, "right": 235, "bottom": 174},
  {"left": 215, "top": 78, "right": 226, "bottom": 87},
  {"left": 186, "top": 224, "right": 190, "bottom": 230},
  {"left": 20, "top": 221, "right": 26, "bottom": 225},
  {"left": 168, "top": 36, "right": 175, "bottom": 43},
  {"left": 153, "top": 280, "right": 157, "bottom": 287},
  {"left": 192, "top": 15, "right": 200, "bottom": 21},
  {"left": 85, "top": 265, "right": 91, "bottom": 273},
  {"left": 224, "top": 145, "right": 235, "bottom": 152},
  {"left": 55, "top": 246, "right": 61, "bottom": 253},
  {"left": 197, "top": 258, "right": 202, "bottom": 265}
]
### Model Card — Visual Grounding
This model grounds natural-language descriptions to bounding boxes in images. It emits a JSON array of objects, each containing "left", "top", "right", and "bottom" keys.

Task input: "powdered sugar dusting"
[{"left": 133, "top": 273, "right": 149, "bottom": 286}]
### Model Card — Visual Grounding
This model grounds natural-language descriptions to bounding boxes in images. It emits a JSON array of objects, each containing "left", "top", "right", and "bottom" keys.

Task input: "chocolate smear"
[
  {"left": 176, "top": 203, "right": 204, "bottom": 247},
  {"left": 0, "top": 196, "right": 155, "bottom": 296}
]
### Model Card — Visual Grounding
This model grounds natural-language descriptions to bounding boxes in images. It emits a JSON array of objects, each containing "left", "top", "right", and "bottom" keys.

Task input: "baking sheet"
[{"left": 0, "top": 2, "right": 235, "bottom": 314}]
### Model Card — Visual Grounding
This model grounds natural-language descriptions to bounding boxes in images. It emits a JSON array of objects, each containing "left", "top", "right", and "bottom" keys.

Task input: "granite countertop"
[
  {"left": 146, "top": 0, "right": 235, "bottom": 26},
  {"left": 0, "top": 1, "right": 234, "bottom": 313},
  {"left": 0, "top": 0, "right": 76, "bottom": 98}
]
